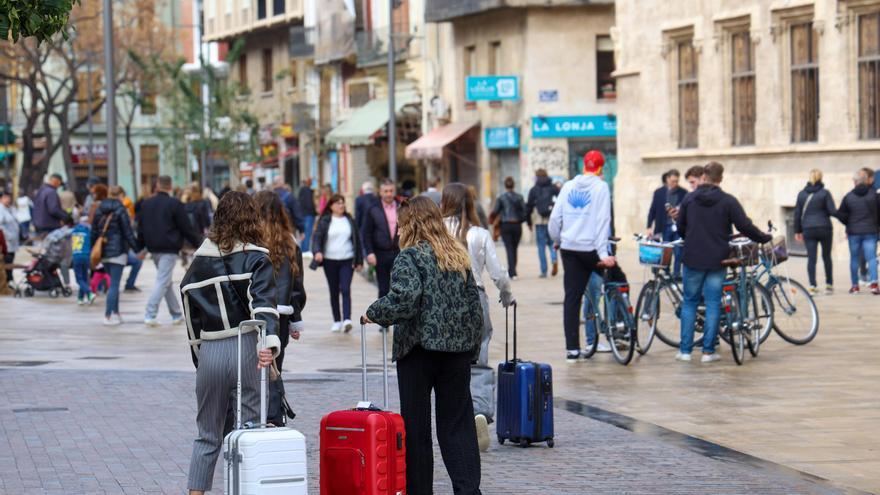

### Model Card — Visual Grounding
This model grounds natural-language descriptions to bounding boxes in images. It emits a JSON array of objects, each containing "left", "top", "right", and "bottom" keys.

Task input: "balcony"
[
  {"left": 355, "top": 27, "right": 411, "bottom": 68},
  {"left": 289, "top": 26, "right": 315, "bottom": 59},
  {"left": 425, "top": 0, "right": 613, "bottom": 22}
]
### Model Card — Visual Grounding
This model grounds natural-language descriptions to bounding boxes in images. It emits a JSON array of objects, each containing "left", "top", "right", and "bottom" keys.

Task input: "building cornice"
[{"left": 641, "top": 143, "right": 880, "bottom": 161}]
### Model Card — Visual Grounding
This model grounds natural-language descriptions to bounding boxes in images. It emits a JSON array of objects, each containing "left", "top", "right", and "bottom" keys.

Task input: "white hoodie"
[{"left": 548, "top": 174, "right": 611, "bottom": 259}]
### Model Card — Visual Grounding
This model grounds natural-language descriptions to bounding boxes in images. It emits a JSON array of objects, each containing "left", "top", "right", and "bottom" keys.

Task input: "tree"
[{"left": 0, "top": 0, "right": 80, "bottom": 43}]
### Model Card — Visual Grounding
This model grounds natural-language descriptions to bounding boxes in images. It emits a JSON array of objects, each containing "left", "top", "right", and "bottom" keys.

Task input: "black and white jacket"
[{"left": 181, "top": 239, "right": 281, "bottom": 368}]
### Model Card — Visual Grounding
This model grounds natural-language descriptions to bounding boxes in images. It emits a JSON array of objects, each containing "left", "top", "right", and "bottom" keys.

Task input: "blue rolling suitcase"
[{"left": 496, "top": 303, "right": 554, "bottom": 448}]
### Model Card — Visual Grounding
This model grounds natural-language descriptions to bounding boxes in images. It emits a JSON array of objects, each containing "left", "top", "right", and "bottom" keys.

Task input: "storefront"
[
  {"left": 484, "top": 126, "right": 520, "bottom": 197},
  {"left": 529, "top": 114, "right": 617, "bottom": 193},
  {"left": 405, "top": 121, "right": 480, "bottom": 187}
]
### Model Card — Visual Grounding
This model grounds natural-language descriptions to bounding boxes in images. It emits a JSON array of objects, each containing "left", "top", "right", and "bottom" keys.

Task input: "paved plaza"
[{"left": 0, "top": 241, "right": 878, "bottom": 494}]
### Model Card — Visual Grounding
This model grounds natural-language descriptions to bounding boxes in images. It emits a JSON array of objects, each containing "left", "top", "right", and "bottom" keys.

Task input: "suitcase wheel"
[
  {"left": 519, "top": 438, "right": 530, "bottom": 448},
  {"left": 547, "top": 438, "right": 555, "bottom": 448},
  {"left": 497, "top": 435, "right": 505, "bottom": 445}
]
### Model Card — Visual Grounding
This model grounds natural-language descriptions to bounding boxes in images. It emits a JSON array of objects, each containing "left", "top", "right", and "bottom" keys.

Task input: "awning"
[
  {"left": 405, "top": 121, "right": 478, "bottom": 161},
  {"left": 325, "top": 93, "right": 420, "bottom": 146}
]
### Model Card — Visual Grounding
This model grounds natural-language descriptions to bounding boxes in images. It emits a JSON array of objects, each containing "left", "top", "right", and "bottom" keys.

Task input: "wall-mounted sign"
[
  {"left": 69, "top": 144, "right": 108, "bottom": 164},
  {"left": 485, "top": 127, "right": 520, "bottom": 149},
  {"left": 531, "top": 115, "right": 617, "bottom": 138},
  {"left": 466, "top": 76, "right": 520, "bottom": 101},
  {"left": 539, "top": 90, "right": 558, "bottom": 102}
]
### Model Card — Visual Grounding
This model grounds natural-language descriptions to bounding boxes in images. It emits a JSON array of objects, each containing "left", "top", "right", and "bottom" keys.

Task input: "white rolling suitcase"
[{"left": 223, "top": 320, "right": 308, "bottom": 494}]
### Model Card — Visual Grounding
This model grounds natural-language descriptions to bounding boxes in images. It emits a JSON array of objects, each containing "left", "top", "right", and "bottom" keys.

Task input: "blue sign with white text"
[
  {"left": 466, "top": 76, "right": 520, "bottom": 101},
  {"left": 531, "top": 115, "right": 617, "bottom": 138},
  {"left": 485, "top": 127, "right": 520, "bottom": 149}
]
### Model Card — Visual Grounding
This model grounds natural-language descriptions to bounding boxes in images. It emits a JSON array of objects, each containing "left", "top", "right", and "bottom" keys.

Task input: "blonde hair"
[
  {"left": 108, "top": 185, "right": 123, "bottom": 199},
  {"left": 809, "top": 169, "right": 823, "bottom": 185},
  {"left": 398, "top": 196, "right": 471, "bottom": 277}
]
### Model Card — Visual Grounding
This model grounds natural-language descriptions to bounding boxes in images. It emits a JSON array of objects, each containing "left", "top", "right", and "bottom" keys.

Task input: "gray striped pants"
[{"left": 188, "top": 332, "right": 260, "bottom": 491}]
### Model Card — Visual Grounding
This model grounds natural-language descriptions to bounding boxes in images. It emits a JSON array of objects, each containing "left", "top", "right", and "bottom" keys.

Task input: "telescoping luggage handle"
[
  {"left": 505, "top": 302, "right": 518, "bottom": 363},
  {"left": 358, "top": 316, "right": 391, "bottom": 411},
  {"left": 236, "top": 319, "right": 271, "bottom": 430}
]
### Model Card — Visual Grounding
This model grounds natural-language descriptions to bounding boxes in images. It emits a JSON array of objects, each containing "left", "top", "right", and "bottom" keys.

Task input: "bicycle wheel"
[
  {"left": 747, "top": 284, "right": 774, "bottom": 355},
  {"left": 607, "top": 291, "right": 635, "bottom": 365},
  {"left": 652, "top": 281, "right": 705, "bottom": 348},
  {"left": 581, "top": 294, "right": 600, "bottom": 359},
  {"left": 634, "top": 281, "right": 657, "bottom": 355},
  {"left": 767, "top": 276, "right": 819, "bottom": 345},
  {"left": 726, "top": 290, "right": 746, "bottom": 365}
]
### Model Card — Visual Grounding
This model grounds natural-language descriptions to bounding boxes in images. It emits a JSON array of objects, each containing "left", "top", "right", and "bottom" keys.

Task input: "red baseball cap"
[{"left": 583, "top": 150, "right": 605, "bottom": 174}]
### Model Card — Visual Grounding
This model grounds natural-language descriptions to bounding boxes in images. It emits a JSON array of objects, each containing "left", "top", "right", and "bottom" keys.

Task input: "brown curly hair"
[
  {"left": 254, "top": 190, "right": 300, "bottom": 278},
  {"left": 208, "top": 191, "right": 264, "bottom": 253},
  {"left": 398, "top": 196, "right": 471, "bottom": 277}
]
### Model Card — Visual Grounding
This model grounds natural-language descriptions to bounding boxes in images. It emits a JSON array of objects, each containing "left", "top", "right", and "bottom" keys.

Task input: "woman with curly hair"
[
  {"left": 179, "top": 191, "right": 280, "bottom": 495},
  {"left": 364, "top": 195, "right": 485, "bottom": 495}
]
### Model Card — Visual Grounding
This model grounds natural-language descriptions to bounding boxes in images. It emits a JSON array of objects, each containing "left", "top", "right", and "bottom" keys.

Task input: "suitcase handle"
[
  {"left": 357, "top": 316, "right": 391, "bottom": 410},
  {"left": 505, "top": 302, "right": 518, "bottom": 363},
  {"left": 236, "top": 319, "right": 269, "bottom": 430}
]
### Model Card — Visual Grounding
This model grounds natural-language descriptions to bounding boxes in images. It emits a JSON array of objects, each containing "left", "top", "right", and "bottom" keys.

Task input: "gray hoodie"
[{"left": 548, "top": 174, "right": 611, "bottom": 258}]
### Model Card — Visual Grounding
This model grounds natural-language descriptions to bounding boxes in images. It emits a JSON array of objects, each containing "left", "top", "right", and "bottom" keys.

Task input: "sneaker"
[
  {"left": 330, "top": 322, "right": 342, "bottom": 333},
  {"left": 342, "top": 319, "right": 353, "bottom": 333},
  {"left": 552, "top": 261, "right": 559, "bottom": 277},
  {"left": 77, "top": 297, "right": 84, "bottom": 306},
  {"left": 565, "top": 350, "right": 581, "bottom": 363},
  {"left": 872, "top": 283, "right": 880, "bottom": 295},
  {"left": 701, "top": 353, "right": 721, "bottom": 364},
  {"left": 675, "top": 352, "right": 692, "bottom": 362},
  {"left": 596, "top": 342, "right": 612, "bottom": 353},
  {"left": 124, "top": 286, "right": 141, "bottom": 293},
  {"left": 103, "top": 314, "right": 122, "bottom": 326},
  {"left": 511, "top": 275, "right": 519, "bottom": 281},
  {"left": 825, "top": 285, "right": 834, "bottom": 295},
  {"left": 808, "top": 286, "right": 818, "bottom": 295},
  {"left": 144, "top": 318, "right": 161, "bottom": 327},
  {"left": 539, "top": 273, "right": 548, "bottom": 279},
  {"left": 87, "top": 293, "right": 96, "bottom": 305},
  {"left": 172, "top": 316, "right": 185, "bottom": 325},
  {"left": 475, "top": 414, "right": 490, "bottom": 452},
  {"left": 850, "top": 285, "right": 860, "bottom": 294}
]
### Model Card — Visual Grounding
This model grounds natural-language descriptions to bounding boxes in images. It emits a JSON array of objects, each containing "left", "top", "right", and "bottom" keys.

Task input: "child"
[
  {"left": 91, "top": 264, "right": 110, "bottom": 295},
  {"left": 71, "top": 216, "right": 94, "bottom": 305}
]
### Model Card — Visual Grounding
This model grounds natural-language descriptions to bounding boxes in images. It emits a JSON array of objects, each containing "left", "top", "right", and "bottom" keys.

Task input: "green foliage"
[{"left": 0, "top": 0, "right": 80, "bottom": 43}]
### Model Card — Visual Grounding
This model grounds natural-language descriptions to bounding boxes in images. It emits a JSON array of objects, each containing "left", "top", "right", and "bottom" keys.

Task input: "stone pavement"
[
  {"left": 1, "top": 240, "right": 878, "bottom": 493},
  {"left": 0, "top": 369, "right": 854, "bottom": 494}
]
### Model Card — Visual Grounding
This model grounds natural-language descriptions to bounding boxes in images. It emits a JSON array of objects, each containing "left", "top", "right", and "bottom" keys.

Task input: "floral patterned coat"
[{"left": 366, "top": 242, "right": 483, "bottom": 361}]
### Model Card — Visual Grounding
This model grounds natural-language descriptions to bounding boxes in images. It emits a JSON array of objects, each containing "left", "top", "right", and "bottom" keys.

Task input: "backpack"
[{"left": 535, "top": 185, "right": 555, "bottom": 217}]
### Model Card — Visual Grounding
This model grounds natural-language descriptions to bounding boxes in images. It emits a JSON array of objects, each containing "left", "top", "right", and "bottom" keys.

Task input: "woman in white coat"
[{"left": 440, "top": 182, "right": 514, "bottom": 452}]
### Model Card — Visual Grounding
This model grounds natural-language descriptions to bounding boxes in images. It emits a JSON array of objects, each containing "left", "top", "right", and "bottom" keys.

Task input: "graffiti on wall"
[{"left": 528, "top": 145, "right": 568, "bottom": 178}]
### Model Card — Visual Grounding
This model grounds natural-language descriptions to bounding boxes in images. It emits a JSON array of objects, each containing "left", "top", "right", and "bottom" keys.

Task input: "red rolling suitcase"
[{"left": 319, "top": 320, "right": 406, "bottom": 495}]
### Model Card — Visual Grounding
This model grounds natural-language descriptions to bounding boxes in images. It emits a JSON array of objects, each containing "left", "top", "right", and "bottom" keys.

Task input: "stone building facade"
[{"left": 613, "top": 0, "right": 880, "bottom": 255}]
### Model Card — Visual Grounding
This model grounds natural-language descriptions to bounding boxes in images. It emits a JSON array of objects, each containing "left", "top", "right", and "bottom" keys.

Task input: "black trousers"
[
  {"left": 500, "top": 223, "right": 522, "bottom": 277},
  {"left": 3, "top": 253, "right": 13, "bottom": 284},
  {"left": 375, "top": 250, "right": 398, "bottom": 298},
  {"left": 561, "top": 249, "right": 601, "bottom": 351},
  {"left": 397, "top": 346, "right": 482, "bottom": 495},
  {"left": 804, "top": 228, "right": 833, "bottom": 287}
]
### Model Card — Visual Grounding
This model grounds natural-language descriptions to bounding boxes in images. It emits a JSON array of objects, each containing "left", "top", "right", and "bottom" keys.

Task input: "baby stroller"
[
  {"left": 14, "top": 229, "right": 74, "bottom": 298},
  {"left": 15, "top": 254, "right": 72, "bottom": 298}
]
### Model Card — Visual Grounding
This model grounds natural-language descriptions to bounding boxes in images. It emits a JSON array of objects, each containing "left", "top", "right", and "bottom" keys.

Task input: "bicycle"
[
  {"left": 632, "top": 235, "right": 705, "bottom": 353},
  {"left": 750, "top": 223, "right": 819, "bottom": 345},
  {"left": 582, "top": 239, "right": 637, "bottom": 365},
  {"left": 720, "top": 237, "right": 775, "bottom": 365}
]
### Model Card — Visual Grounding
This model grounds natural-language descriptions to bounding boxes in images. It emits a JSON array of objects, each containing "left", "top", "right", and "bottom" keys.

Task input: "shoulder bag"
[{"left": 89, "top": 213, "right": 113, "bottom": 269}]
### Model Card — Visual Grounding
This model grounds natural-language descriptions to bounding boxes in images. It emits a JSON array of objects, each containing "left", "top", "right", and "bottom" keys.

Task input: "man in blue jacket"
[
  {"left": 676, "top": 162, "right": 771, "bottom": 363},
  {"left": 646, "top": 169, "right": 687, "bottom": 278},
  {"left": 32, "top": 174, "right": 68, "bottom": 235}
]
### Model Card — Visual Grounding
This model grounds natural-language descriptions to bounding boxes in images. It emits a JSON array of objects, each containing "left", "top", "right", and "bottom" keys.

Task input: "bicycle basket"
[
  {"left": 729, "top": 240, "right": 761, "bottom": 266},
  {"left": 638, "top": 242, "right": 673, "bottom": 268},
  {"left": 762, "top": 236, "right": 788, "bottom": 266}
]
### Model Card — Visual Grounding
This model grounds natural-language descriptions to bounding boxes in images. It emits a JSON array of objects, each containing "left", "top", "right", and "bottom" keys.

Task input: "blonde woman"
[
  {"left": 794, "top": 169, "right": 837, "bottom": 294},
  {"left": 364, "top": 196, "right": 484, "bottom": 495}
]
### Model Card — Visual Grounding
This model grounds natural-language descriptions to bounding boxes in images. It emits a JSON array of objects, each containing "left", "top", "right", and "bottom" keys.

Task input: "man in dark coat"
[
  {"left": 32, "top": 174, "right": 68, "bottom": 235},
  {"left": 647, "top": 169, "right": 688, "bottom": 277},
  {"left": 361, "top": 179, "right": 399, "bottom": 305}
]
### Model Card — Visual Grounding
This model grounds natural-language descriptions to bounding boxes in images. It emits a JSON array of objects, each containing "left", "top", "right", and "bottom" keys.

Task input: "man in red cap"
[{"left": 549, "top": 150, "right": 616, "bottom": 363}]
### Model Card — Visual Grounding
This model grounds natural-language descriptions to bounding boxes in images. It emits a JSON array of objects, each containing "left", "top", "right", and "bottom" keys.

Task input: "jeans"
[
  {"left": 72, "top": 258, "right": 91, "bottom": 300},
  {"left": 105, "top": 262, "right": 125, "bottom": 317},
  {"left": 145, "top": 252, "right": 182, "bottom": 320},
  {"left": 581, "top": 272, "right": 604, "bottom": 346},
  {"left": 804, "top": 228, "right": 833, "bottom": 287},
  {"left": 662, "top": 226, "right": 683, "bottom": 278},
  {"left": 397, "top": 346, "right": 482, "bottom": 495},
  {"left": 560, "top": 249, "right": 601, "bottom": 351},
  {"left": 302, "top": 215, "right": 315, "bottom": 253},
  {"left": 848, "top": 234, "right": 878, "bottom": 285},
  {"left": 679, "top": 266, "right": 725, "bottom": 355},
  {"left": 323, "top": 258, "right": 353, "bottom": 322},
  {"left": 500, "top": 223, "right": 522, "bottom": 277},
  {"left": 125, "top": 251, "right": 142, "bottom": 290},
  {"left": 535, "top": 224, "right": 557, "bottom": 276}
]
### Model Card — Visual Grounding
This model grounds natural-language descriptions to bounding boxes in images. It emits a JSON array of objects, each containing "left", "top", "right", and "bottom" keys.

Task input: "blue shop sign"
[
  {"left": 485, "top": 127, "right": 520, "bottom": 149},
  {"left": 466, "top": 76, "right": 520, "bottom": 101},
  {"left": 531, "top": 115, "right": 617, "bottom": 138}
]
